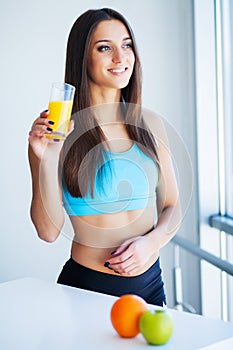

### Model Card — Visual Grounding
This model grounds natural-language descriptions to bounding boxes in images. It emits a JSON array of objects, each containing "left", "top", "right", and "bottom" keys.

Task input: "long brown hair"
[{"left": 62, "top": 8, "right": 159, "bottom": 197}]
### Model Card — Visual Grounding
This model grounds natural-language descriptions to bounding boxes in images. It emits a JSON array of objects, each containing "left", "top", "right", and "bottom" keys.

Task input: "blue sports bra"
[{"left": 62, "top": 143, "right": 158, "bottom": 216}]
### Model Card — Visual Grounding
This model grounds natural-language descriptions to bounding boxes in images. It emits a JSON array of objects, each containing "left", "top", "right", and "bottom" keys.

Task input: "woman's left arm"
[
  {"left": 106, "top": 138, "right": 182, "bottom": 275},
  {"left": 146, "top": 137, "right": 182, "bottom": 249}
]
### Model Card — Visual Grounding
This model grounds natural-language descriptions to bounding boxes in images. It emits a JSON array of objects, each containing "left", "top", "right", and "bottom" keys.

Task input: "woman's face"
[{"left": 87, "top": 19, "right": 135, "bottom": 92}]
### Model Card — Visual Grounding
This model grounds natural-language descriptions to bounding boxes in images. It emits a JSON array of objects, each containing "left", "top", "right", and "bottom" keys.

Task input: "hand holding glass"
[{"left": 45, "top": 82, "right": 75, "bottom": 140}]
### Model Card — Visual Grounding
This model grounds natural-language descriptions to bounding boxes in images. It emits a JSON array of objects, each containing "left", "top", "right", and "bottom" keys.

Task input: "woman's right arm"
[{"left": 28, "top": 110, "right": 65, "bottom": 242}]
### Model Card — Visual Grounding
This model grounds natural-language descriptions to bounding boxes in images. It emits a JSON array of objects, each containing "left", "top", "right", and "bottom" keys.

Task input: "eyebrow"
[{"left": 94, "top": 37, "right": 132, "bottom": 45}]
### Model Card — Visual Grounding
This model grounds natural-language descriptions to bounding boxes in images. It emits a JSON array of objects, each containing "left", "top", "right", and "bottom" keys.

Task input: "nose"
[{"left": 112, "top": 47, "right": 123, "bottom": 63}]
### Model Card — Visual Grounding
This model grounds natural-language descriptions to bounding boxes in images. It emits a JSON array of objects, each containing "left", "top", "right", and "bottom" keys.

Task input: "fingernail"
[
  {"left": 47, "top": 127, "right": 53, "bottom": 132},
  {"left": 48, "top": 121, "right": 55, "bottom": 125},
  {"left": 111, "top": 250, "right": 117, "bottom": 255},
  {"left": 104, "top": 262, "right": 110, "bottom": 268},
  {"left": 53, "top": 139, "right": 60, "bottom": 142},
  {"left": 43, "top": 109, "right": 49, "bottom": 113}
]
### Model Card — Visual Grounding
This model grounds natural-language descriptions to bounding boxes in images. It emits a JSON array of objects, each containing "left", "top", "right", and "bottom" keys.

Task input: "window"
[{"left": 195, "top": 0, "right": 233, "bottom": 322}]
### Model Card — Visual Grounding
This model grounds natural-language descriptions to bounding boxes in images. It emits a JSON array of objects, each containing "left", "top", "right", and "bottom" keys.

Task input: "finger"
[
  {"left": 110, "top": 240, "right": 132, "bottom": 256},
  {"left": 122, "top": 264, "right": 140, "bottom": 276},
  {"left": 110, "top": 245, "right": 127, "bottom": 256},
  {"left": 31, "top": 112, "right": 55, "bottom": 134},
  {"left": 40, "top": 109, "right": 50, "bottom": 118},
  {"left": 38, "top": 110, "right": 53, "bottom": 127},
  {"left": 115, "top": 261, "right": 138, "bottom": 275},
  {"left": 31, "top": 118, "right": 52, "bottom": 131},
  {"left": 109, "top": 239, "right": 138, "bottom": 263},
  {"left": 111, "top": 236, "right": 141, "bottom": 257},
  {"left": 29, "top": 127, "right": 52, "bottom": 140},
  {"left": 108, "top": 250, "right": 133, "bottom": 266},
  {"left": 31, "top": 123, "right": 52, "bottom": 134}
]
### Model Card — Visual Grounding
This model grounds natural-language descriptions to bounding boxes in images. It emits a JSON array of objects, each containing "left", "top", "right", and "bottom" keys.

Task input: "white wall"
[{"left": 0, "top": 0, "right": 198, "bottom": 308}]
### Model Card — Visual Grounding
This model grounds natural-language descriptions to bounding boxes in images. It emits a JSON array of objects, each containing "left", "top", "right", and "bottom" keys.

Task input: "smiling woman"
[
  {"left": 28, "top": 7, "right": 181, "bottom": 307},
  {"left": 87, "top": 20, "right": 135, "bottom": 95}
]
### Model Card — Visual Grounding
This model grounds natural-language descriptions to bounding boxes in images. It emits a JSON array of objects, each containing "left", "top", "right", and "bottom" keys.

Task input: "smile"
[{"left": 108, "top": 67, "right": 128, "bottom": 74}]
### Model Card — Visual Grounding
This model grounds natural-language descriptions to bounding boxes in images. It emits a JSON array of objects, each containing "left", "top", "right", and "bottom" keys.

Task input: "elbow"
[
  {"left": 30, "top": 213, "right": 64, "bottom": 243},
  {"left": 37, "top": 227, "right": 61, "bottom": 243},
  {"left": 30, "top": 198, "right": 65, "bottom": 243},
  {"left": 34, "top": 222, "right": 63, "bottom": 243}
]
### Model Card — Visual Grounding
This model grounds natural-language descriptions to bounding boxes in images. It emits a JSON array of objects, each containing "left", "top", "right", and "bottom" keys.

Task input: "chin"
[{"left": 112, "top": 79, "right": 131, "bottom": 90}]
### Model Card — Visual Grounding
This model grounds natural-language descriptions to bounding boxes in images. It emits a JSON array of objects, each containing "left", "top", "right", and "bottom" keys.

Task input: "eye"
[
  {"left": 122, "top": 42, "right": 133, "bottom": 49},
  {"left": 97, "top": 45, "right": 112, "bottom": 52}
]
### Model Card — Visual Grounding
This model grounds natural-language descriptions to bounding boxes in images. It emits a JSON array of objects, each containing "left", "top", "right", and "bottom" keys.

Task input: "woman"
[{"left": 28, "top": 8, "right": 181, "bottom": 306}]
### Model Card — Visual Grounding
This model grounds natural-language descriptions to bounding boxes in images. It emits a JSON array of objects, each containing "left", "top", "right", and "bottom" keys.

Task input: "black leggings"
[{"left": 57, "top": 257, "right": 166, "bottom": 306}]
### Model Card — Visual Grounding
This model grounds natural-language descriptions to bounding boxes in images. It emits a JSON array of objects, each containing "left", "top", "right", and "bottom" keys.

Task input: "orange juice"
[{"left": 45, "top": 100, "right": 73, "bottom": 139}]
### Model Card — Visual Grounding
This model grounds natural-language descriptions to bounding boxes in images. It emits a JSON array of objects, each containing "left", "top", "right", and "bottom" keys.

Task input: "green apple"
[{"left": 139, "top": 309, "right": 174, "bottom": 345}]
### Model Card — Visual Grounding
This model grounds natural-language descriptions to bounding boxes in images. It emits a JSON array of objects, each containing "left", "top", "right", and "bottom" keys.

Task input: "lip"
[{"left": 108, "top": 67, "right": 128, "bottom": 75}]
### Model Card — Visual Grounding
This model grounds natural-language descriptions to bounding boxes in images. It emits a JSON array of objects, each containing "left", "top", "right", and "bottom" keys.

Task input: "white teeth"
[{"left": 110, "top": 68, "right": 125, "bottom": 73}]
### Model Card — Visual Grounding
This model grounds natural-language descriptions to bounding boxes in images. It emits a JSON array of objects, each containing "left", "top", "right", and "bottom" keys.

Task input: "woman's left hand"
[{"left": 106, "top": 235, "right": 158, "bottom": 276}]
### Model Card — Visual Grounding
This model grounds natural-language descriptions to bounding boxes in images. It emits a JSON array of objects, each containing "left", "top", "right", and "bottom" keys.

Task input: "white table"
[{"left": 0, "top": 278, "right": 232, "bottom": 350}]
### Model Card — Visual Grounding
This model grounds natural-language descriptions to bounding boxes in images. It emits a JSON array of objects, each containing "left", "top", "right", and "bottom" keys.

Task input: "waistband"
[{"left": 57, "top": 256, "right": 165, "bottom": 305}]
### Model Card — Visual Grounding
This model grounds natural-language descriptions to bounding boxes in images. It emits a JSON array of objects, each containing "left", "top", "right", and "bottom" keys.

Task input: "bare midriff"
[{"left": 70, "top": 206, "right": 159, "bottom": 276}]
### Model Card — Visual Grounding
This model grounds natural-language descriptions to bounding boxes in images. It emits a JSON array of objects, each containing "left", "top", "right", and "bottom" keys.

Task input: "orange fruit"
[{"left": 110, "top": 294, "right": 148, "bottom": 338}]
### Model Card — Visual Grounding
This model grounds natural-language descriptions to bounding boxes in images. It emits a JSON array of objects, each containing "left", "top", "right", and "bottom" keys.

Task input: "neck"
[
  {"left": 92, "top": 103, "right": 123, "bottom": 125},
  {"left": 89, "top": 81, "right": 120, "bottom": 102},
  {"left": 89, "top": 84, "right": 122, "bottom": 124}
]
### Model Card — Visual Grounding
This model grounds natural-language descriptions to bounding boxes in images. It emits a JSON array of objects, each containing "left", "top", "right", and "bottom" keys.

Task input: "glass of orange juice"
[{"left": 45, "top": 82, "right": 75, "bottom": 140}]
